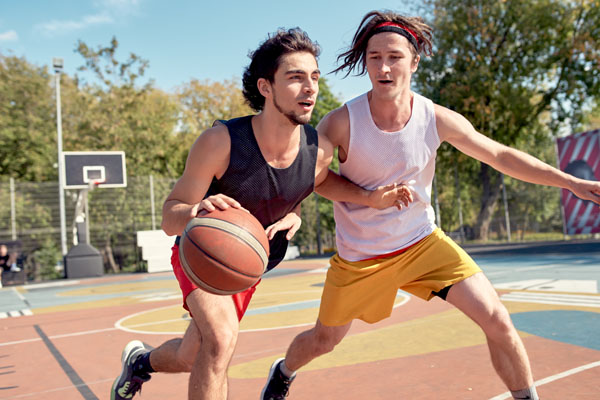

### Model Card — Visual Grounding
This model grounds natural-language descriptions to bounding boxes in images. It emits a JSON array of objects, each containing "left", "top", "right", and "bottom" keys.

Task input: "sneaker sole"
[
  {"left": 260, "top": 357, "right": 285, "bottom": 400},
  {"left": 111, "top": 340, "right": 145, "bottom": 400}
]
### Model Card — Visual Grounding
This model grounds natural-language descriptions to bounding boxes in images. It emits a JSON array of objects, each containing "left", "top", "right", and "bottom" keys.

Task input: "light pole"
[{"left": 53, "top": 57, "right": 68, "bottom": 257}]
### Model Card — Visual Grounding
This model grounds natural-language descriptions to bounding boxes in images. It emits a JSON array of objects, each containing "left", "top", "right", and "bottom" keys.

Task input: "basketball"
[{"left": 179, "top": 207, "right": 270, "bottom": 295}]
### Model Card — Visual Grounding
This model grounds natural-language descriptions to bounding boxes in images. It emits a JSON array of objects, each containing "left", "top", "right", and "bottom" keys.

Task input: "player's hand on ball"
[
  {"left": 265, "top": 213, "right": 302, "bottom": 240},
  {"left": 369, "top": 182, "right": 413, "bottom": 210},
  {"left": 193, "top": 194, "right": 247, "bottom": 216}
]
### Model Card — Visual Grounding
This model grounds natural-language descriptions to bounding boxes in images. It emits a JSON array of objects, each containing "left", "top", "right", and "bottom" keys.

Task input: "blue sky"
[{"left": 0, "top": 0, "right": 417, "bottom": 102}]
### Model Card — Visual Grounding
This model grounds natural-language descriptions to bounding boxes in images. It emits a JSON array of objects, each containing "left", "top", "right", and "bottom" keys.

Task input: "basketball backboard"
[{"left": 62, "top": 151, "right": 127, "bottom": 189}]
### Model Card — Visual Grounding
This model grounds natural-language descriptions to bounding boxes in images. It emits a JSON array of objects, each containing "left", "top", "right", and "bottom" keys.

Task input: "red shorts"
[{"left": 171, "top": 244, "right": 260, "bottom": 321}]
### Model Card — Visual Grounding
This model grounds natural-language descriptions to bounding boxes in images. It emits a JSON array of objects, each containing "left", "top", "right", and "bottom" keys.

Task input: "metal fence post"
[
  {"left": 10, "top": 177, "right": 17, "bottom": 240},
  {"left": 501, "top": 173, "right": 512, "bottom": 242},
  {"left": 150, "top": 175, "right": 156, "bottom": 230}
]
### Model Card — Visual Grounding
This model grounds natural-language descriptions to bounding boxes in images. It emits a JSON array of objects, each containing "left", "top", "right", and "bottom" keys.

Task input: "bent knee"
[
  {"left": 481, "top": 308, "right": 517, "bottom": 338},
  {"left": 202, "top": 330, "right": 238, "bottom": 362}
]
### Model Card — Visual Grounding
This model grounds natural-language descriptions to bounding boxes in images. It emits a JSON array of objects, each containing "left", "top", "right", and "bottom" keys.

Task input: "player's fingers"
[
  {"left": 265, "top": 227, "right": 273, "bottom": 239},
  {"left": 211, "top": 196, "right": 233, "bottom": 210},
  {"left": 266, "top": 221, "right": 289, "bottom": 240},
  {"left": 286, "top": 221, "right": 302, "bottom": 240},
  {"left": 223, "top": 196, "right": 242, "bottom": 208},
  {"left": 395, "top": 200, "right": 403, "bottom": 210},
  {"left": 199, "top": 199, "right": 216, "bottom": 212}
]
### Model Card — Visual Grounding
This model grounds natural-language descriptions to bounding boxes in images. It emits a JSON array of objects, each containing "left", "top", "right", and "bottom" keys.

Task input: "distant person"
[
  {"left": 0, "top": 244, "right": 20, "bottom": 273},
  {"left": 110, "top": 27, "right": 410, "bottom": 400},
  {"left": 261, "top": 10, "right": 600, "bottom": 400}
]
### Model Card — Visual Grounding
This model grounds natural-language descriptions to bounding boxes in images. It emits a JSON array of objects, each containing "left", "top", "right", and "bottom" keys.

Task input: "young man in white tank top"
[{"left": 261, "top": 10, "right": 600, "bottom": 400}]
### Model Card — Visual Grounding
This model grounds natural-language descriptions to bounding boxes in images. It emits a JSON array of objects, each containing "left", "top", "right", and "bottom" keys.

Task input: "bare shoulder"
[
  {"left": 317, "top": 105, "right": 350, "bottom": 147},
  {"left": 185, "top": 123, "right": 231, "bottom": 177},
  {"left": 433, "top": 103, "right": 476, "bottom": 143},
  {"left": 195, "top": 123, "right": 230, "bottom": 149}
]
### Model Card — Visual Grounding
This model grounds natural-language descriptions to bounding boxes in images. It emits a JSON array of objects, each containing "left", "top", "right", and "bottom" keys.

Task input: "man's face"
[
  {"left": 267, "top": 51, "right": 320, "bottom": 125},
  {"left": 0, "top": 245, "right": 7, "bottom": 256},
  {"left": 365, "top": 32, "right": 419, "bottom": 99}
]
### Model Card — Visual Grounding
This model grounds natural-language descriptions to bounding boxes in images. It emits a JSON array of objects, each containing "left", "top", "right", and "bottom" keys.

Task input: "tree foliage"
[
  {"left": 294, "top": 78, "right": 342, "bottom": 253},
  {"left": 0, "top": 54, "right": 56, "bottom": 181},
  {"left": 415, "top": 0, "right": 600, "bottom": 239},
  {"left": 178, "top": 78, "right": 253, "bottom": 135}
]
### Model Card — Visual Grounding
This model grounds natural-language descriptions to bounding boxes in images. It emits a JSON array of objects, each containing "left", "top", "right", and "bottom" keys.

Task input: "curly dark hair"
[
  {"left": 333, "top": 10, "right": 434, "bottom": 77},
  {"left": 242, "top": 28, "right": 321, "bottom": 112}
]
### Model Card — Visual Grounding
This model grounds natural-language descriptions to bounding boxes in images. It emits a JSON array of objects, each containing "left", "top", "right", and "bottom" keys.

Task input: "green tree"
[
  {"left": 0, "top": 54, "right": 56, "bottom": 181},
  {"left": 415, "top": 0, "right": 600, "bottom": 240},
  {"left": 177, "top": 78, "right": 252, "bottom": 134},
  {"left": 67, "top": 38, "right": 182, "bottom": 177},
  {"left": 61, "top": 38, "right": 183, "bottom": 271},
  {"left": 294, "top": 78, "right": 342, "bottom": 254}
]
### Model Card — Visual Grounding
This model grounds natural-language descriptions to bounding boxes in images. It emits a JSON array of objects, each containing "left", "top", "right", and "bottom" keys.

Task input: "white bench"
[
  {"left": 284, "top": 245, "right": 300, "bottom": 260},
  {"left": 136, "top": 230, "right": 175, "bottom": 273}
]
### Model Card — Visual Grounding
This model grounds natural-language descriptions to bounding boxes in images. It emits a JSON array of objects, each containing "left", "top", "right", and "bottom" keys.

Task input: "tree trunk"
[
  {"left": 103, "top": 236, "right": 119, "bottom": 273},
  {"left": 474, "top": 163, "right": 503, "bottom": 241}
]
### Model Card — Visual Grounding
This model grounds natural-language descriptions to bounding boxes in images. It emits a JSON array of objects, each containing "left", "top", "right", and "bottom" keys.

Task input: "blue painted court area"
[
  {"left": 511, "top": 310, "right": 600, "bottom": 351},
  {"left": 472, "top": 252, "right": 600, "bottom": 288}
]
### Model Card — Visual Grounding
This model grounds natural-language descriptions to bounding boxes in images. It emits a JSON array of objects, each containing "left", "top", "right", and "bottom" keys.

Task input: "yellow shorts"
[{"left": 318, "top": 228, "right": 481, "bottom": 326}]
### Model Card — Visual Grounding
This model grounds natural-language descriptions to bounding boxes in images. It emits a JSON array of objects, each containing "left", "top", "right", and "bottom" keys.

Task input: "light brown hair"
[{"left": 333, "top": 10, "right": 434, "bottom": 77}]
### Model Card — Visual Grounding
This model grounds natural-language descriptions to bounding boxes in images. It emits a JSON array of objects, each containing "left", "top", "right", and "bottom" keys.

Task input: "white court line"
[
  {"left": 485, "top": 265, "right": 562, "bottom": 277},
  {"left": 19, "top": 280, "right": 80, "bottom": 290},
  {"left": 0, "top": 294, "right": 410, "bottom": 344},
  {"left": 12, "top": 287, "right": 26, "bottom": 301},
  {"left": 114, "top": 293, "right": 411, "bottom": 335},
  {"left": 489, "top": 360, "right": 600, "bottom": 400}
]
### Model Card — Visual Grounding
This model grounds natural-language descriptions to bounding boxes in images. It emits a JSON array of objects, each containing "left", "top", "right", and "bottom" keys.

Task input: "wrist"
[{"left": 364, "top": 188, "right": 375, "bottom": 207}]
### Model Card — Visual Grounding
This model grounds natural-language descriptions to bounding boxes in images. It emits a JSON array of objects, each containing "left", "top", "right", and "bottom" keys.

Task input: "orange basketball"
[{"left": 179, "top": 207, "right": 269, "bottom": 295}]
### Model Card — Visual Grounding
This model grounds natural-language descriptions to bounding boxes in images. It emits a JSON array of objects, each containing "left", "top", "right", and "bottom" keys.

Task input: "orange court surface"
[{"left": 1, "top": 241, "right": 599, "bottom": 399}]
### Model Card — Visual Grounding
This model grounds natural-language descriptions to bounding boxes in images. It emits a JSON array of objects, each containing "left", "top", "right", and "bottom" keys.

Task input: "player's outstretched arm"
[
  {"left": 435, "top": 104, "right": 600, "bottom": 204},
  {"left": 162, "top": 125, "right": 239, "bottom": 236}
]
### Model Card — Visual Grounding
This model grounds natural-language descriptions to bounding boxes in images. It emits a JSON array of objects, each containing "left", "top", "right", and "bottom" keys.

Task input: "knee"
[
  {"left": 481, "top": 306, "right": 517, "bottom": 340},
  {"left": 201, "top": 328, "right": 238, "bottom": 367}
]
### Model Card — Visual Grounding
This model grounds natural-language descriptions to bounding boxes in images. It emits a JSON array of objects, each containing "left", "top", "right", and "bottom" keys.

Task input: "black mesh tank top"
[{"left": 205, "top": 116, "right": 318, "bottom": 271}]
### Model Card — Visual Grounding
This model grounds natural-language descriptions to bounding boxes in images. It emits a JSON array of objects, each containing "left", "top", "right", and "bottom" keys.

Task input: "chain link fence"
[{"left": 0, "top": 175, "right": 577, "bottom": 282}]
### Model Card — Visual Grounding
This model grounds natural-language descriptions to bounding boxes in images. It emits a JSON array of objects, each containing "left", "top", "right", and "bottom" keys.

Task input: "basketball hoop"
[{"left": 87, "top": 179, "right": 105, "bottom": 190}]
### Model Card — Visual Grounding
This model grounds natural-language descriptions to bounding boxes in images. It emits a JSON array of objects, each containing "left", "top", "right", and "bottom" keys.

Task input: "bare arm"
[
  {"left": 161, "top": 125, "right": 241, "bottom": 236},
  {"left": 315, "top": 107, "right": 413, "bottom": 209},
  {"left": 436, "top": 104, "right": 600, "bottom": 203}
]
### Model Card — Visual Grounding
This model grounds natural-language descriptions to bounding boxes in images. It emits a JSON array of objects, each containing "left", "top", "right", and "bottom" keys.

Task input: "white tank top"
[{"left": 334, "top": 92, "right": 440, "bottom": 261}]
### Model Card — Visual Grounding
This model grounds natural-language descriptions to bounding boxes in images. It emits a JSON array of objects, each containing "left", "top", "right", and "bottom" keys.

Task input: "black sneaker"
[
  {"left": 111, "top": 340, "right": 151, "bottom": 400},
  {"left": 261, "top": 358, "right": 296, "bottom": 400}
]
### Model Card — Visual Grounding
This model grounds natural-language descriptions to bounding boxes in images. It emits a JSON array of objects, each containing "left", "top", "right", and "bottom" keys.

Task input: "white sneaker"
[{"left": 10, "top": 264, "right": 21, "bottom": 272}]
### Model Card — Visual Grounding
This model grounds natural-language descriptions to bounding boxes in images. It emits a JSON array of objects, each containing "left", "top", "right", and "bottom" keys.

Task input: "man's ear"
[
  {"left": 257, "top": 78, "right": 271, "bottom": 98},
  {"left": 411, "top": 54, "right": 420, "bottom": 73}
]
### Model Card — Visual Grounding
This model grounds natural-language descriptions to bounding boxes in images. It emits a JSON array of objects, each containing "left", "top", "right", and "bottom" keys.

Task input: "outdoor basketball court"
[{"left": 1, "top": 242, "right": 599, "bottom": 399}]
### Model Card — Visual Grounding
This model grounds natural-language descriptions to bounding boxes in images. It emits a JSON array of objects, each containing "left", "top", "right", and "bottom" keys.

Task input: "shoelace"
[
  {"left": 270, "top": 372, "right": 291, "bottom": 398},
  {"left": 126, "top": 374, "right": 150, "bottom": 396}
]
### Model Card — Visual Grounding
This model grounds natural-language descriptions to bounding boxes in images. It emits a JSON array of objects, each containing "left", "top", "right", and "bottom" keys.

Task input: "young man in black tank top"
[{"left": 110, "top": 28, "right": 412, "bottom": 400}]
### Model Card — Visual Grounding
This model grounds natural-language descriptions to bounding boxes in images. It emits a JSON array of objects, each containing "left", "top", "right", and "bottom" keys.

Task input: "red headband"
[{"left": 373, "top": 22, "right": 420, "bottom": 50}]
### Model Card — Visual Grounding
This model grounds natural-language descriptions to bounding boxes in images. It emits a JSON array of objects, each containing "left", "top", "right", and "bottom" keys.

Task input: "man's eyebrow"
[
  {"left": 367, "top": 49, "right": 404, "bottom": 54},
  {"left": 285, "top": 69, "right": 307, "bottom": 75},
  {"left": 284, "top": 69, "right": 321, "bottom": 75}
]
